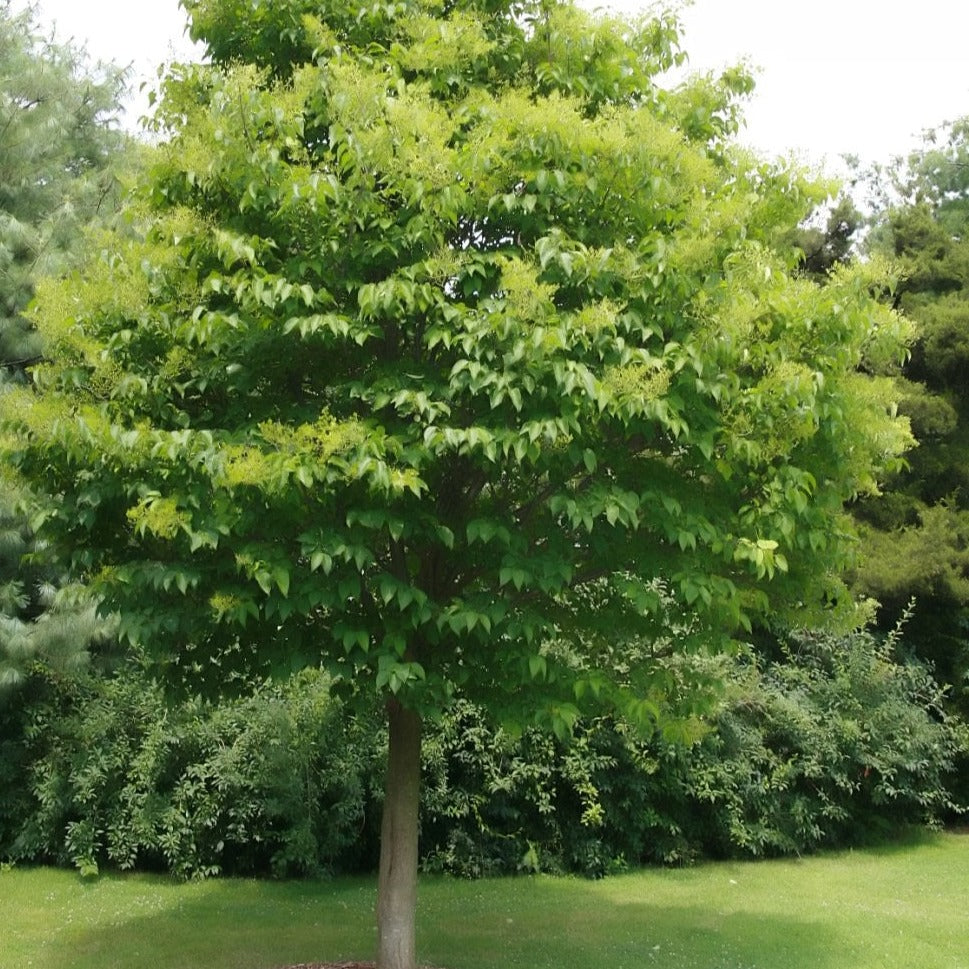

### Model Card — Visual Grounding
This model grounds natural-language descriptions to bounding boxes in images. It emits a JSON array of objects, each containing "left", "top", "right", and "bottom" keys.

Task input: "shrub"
[
  {"left": 685, "top": 629, "right": 964, "bottom": 856},
  {"left": 3, "top": 665, "right": 378, "bottom": 878},
  {"left": 418, "top": 628, "right": 965, "bottom": 874},
  {"left": 2, "top": 626, "right": 962, "bottom": 878}
]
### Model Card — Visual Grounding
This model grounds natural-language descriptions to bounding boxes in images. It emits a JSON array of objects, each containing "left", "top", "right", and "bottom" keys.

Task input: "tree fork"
[{"left": 376, "top": 699, "right": 422, "bottom": 969}]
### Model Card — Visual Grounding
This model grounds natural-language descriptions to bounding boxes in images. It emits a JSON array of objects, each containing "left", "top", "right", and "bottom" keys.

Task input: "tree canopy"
[{"left": 1, "top": 1, "right": 914, "bottom": 965}]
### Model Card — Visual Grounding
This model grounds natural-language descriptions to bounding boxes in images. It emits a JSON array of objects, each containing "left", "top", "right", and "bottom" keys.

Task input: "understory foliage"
[
  {"left": 1, "top": 667, "right": 380, "bottom": 878},
  {"left": 2, "top": 629, "right": 961, "bottom": 879},
  {"left": 426, "top": 629, "right": 964, "bottom": 873}
]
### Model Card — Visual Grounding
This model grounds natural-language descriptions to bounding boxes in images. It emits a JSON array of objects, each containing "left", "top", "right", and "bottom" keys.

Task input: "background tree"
[
  {"left": 791, "top": 195, "right": 863, "bottom": 281},
  {"left": 0, "top": 0, "right": 125, "bottom": 691},
  {"left": 2, "top": 1, "right": 913, "bottom": 967},
  {"left": 0, "top": 0, "right": 125, "bottom": 388},
  {"left": 855, "top": 119, "right": 969, "bottom": 721}
]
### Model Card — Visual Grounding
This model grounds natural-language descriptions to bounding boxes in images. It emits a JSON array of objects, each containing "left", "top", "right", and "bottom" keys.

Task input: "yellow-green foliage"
[
  {"left": 2, "top": 0, "right": 916, "bottom": 781},
  {"left": 602, "top": 360, "right": 671, "bottom": 405},
  {"left": 569, "top": 299, "right": 620, "bottom": 337},
  {"left": 463, "top": 89, "right": 587, "bottom": 188},
  {"left": 497, "top": 257, "right": 557, "bottom": 322},
  {"left": 218, "top": 415, "right": 367, "bottom": 490},
  {"left": 0, "top": 386, "right": 78, "bottom": 439},
  {"left": 325, "top": 59, "right": 456, "bottom": 190},
  {"left": 393, "top": 10, "right": 494, "bottom": 74},
  {"left": 220, "top": 445, "right": 273, "bottom": 489},
  {"left": 258, "top": 413, "right": 367, "bottom": 459},
  {"left": 127, "top": 495, "right": 190, "bottom": 539},
  {"left": 838, "top": 373, "right": 914, "bottom": 496}
]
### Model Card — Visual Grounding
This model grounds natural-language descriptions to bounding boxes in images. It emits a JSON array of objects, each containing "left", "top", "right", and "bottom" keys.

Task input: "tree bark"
[{"left": 376, "top": 699, "right": 422, "bottom": 969}]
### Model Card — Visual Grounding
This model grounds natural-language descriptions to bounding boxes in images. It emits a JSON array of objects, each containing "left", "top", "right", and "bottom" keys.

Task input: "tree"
[
  {"left": 791, "top": 195, "right": 862, "bottom": 280},
  {"left": 854, "top": 120, "right": 969, "bottom": 719},
  {"left": 0, "top": 0, "right": 125, "bottom": 691},
  {"left": 0, "top": 0, "right": 125, "bottom": 388},
  {"left": 1, "top": 1, "right": 913, "bottom": 966}
]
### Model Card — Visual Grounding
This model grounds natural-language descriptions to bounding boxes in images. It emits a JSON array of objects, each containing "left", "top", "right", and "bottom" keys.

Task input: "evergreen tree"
[
  {"left": 855, "top": 120, "right": 969, "bottom": 717},
  {"left": 0, "top": 0, "right": 124, "bottom": 690}
]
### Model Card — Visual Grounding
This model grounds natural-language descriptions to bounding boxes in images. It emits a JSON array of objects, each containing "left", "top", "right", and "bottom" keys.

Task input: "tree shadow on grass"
[
  {"left": 857, "top": 825, "right": 949, "bottom": 856},
  {"left": 23, "top": 870, "right": 846, "bottom": 969},
  {"left": 19, "top": 873, "right": 380, "bottom": 969},
  {"left": 417, "top": 874, "right": 846, "bottom": 969}
]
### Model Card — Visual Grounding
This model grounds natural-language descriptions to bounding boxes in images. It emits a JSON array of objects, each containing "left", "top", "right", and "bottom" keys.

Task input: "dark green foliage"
[
  {"left": 0, "top": 476, "right": 116, "bottom": 691},
  {"left": 853, "top": 122, "right": 969, "bottom": 720},
  {"left": 419, "top": 702, "right": 698, "bottom": 876},
  {"left": 420, "top": 700, "right": 630, "bottom": 877},
  {"left": 420, "top": 630, "right": 963, "bottom": 874},
  {"left": 686, "top": 629, "right": 964, "bottom": 856},
  {"left": 2, "top": 4, "right": 914, "bottom": 958},
  {"left": 2, "top": 665, "right": 378, "bottom": 878},
  {"left": 5, "top": 627, "right": 959, "bottom": 879},
  {"left": 5, "top": 0, "right": 912, "bottom": 731},
  {"left": 0, "top": 668, "right": 53, "bottom": 851},
  {"left": 791, "top": 196, "right": 862, "bottom": 280}
]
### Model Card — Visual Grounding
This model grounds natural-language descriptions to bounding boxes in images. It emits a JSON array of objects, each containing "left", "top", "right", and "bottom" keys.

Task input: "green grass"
[{"left": 4, "top": 832, "right": 968, "bottom": 969}]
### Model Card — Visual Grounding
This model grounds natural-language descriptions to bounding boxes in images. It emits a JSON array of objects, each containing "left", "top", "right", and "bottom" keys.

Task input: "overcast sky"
[{"left": 15, "top": 0, "right": 969, "bottom": 177}]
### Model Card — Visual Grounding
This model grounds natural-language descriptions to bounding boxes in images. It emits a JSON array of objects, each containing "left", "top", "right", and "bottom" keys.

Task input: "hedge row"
[{"left": 1, "top": 628, "right": 963, "bottom": 879}]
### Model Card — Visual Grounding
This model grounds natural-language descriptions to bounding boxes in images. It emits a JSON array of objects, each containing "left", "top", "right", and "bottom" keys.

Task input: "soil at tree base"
[{"left": 276, "top": 962, "right": 447, "bottom": 968}]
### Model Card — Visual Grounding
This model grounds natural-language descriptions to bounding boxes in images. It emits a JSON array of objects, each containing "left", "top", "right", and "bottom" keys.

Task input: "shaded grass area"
[{"left": 4, "top": 831, "right": 967, "bottom": 969}]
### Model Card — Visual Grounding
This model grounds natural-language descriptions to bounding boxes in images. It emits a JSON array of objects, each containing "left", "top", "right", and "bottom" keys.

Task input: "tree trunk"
[{"left": 376, "top": 699, "right": 422, "bottom": 969}]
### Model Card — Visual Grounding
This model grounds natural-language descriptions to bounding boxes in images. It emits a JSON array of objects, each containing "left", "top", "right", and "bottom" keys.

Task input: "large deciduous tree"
[
  {"left": 2, "top": 1, "right": 913, "bottom": 965},
  {"left": 0, "top": 0, "right": 124, "bottom": 691}
]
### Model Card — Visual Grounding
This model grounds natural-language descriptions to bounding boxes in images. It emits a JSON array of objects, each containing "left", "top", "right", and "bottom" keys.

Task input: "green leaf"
[
  {"left": 310, "top": 550, "right": 332, "bottom": 573},
  {"left": 528, "top": 654, "right": 547, "bottom": 680},
  {"left": 437, "top": 525, "right": 455, "bottom": 549}
]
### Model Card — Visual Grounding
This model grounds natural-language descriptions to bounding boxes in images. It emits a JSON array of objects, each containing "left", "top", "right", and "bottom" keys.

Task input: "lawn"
[{"left": 3, "top": 831, "right": 967, "bottom": 969}]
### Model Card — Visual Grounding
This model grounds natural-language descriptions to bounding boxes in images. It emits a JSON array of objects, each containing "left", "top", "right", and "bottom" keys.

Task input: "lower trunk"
[{"left": 376, "top": 699, "right": 422, "bottom": 969}]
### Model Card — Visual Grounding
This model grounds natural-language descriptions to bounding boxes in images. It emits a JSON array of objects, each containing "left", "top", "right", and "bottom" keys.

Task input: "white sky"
[{"left": 14, "top": 0, "right": 969, "bottom": 178}]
